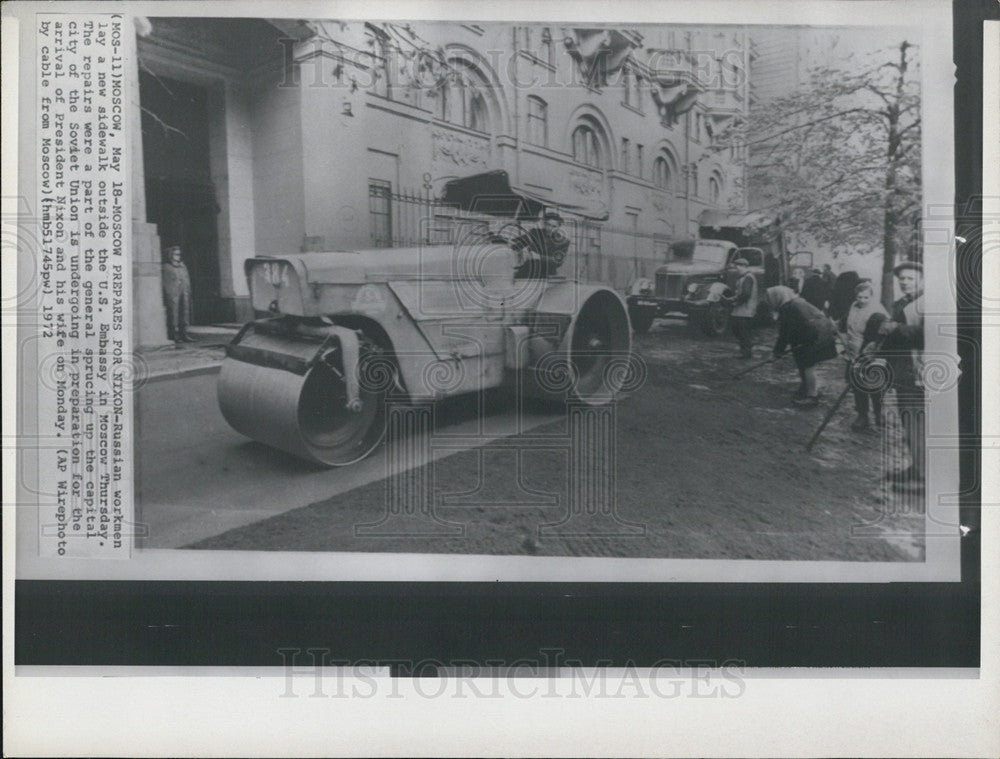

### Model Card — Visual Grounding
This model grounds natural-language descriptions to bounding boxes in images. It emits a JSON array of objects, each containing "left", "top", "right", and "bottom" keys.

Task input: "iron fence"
[{"left": 372, "top": 187, "right": 678, "bottom": 291}]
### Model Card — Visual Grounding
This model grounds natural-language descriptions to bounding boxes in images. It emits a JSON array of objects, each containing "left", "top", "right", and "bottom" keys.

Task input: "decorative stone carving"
[
  {"left": 568, "top": 168, "right": 603, "bottom": 199},
  {"left": 651, "top": 189, "right": 670, "bottom": 213},
  {"left": 431, "top": 128, "right": 489, "bottom": 167}
]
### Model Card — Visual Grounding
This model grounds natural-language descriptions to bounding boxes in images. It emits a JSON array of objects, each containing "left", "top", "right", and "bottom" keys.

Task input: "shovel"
[{"left": 805, "top": 329, "right": 890, "bottom": 452}]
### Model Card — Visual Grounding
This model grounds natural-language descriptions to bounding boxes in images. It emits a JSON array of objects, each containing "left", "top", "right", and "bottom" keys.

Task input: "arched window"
[
  {"left": 653, "top": 155, "right": 673, "bottom": 191},
  {"left": 436, "top": 63, "right": 492, "bottom": 133},
  {"left": 708, "top": 175, "right": 722, "bottom": 204},
  {"left": 526, "top": 96, "right": 547, "bottom": 146},
  {"left": 469, "top": 92, "right": 488, "bottom": 132},
  {"left": 689, "top": 164, "right": 699, "bottom": 197},
  {"left": 572, "top": 124, "right": 602, "bottom": 168}
]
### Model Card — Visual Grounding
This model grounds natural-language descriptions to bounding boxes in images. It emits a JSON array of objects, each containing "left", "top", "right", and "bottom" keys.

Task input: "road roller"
[{"left": 218, "top": 232, "right": 633, "bottom": 466}]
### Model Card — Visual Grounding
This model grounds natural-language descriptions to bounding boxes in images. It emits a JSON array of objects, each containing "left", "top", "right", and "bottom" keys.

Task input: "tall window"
[
  {"left": 520, "top": 26, "right": 532, "bottom": 50},
  {"left": 626, "top": 211, "right": 639, "bottom": 267},
  {"left": 636, "top": 144, "right": 644, "bottom": 178},
  {"left": 367, "top": 30, "right": 392, "bottom": 99},
  {"left": 689, "top": 164, "right": 699, "bottom": 197},
  {"left": 436, "top": 65, "right": 491, "bottom": 133},
  {"left": 540, "top": 27, "right": 554, "bottom": 67},
  {"left": 623, "top": 65, "right": 641, "bottom": 110},
  {"left": 526, "top": 96, "right": 547, "bottom": 146},
  {"left": 369, "top": 180, "right": 393, "bottom": 248},
  {"left": 572, "top": 124, "right": 602, "bottom": 168},
  {"left": 653, "top": 156, "right": 672, "bottom": 191},
  {"left": 620, "top": 138, "right": 630, "bottom": 174},
  {"left": 708, "top": 175, "right": 721, "bottom": 204},
  {"left": 469, "top": 92, "right": 488, "bottom": 132}
]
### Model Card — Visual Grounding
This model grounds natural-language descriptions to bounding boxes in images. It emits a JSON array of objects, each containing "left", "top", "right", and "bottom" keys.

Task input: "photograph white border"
[{"left": 8, "top": 0, "right": 964, "bottom": 584}]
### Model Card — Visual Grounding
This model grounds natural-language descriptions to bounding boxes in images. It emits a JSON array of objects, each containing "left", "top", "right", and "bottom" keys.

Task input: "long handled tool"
[
  {"left": 805, "top": 325, "right": 890, "bottom": 452},
  {"left": 804, "top": 381, "right": 854, "bottom": 452},
  {"left": 729, "top": 353, "right": 787, "bottom": 380}
]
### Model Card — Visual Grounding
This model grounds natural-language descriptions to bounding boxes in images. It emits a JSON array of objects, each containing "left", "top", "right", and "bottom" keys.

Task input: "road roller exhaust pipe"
[{"left": 325, "top": 325, "right": 362, "bottom": 414}]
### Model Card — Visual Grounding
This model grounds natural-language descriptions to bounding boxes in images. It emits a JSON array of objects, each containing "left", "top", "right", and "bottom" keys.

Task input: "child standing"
[{"left": 839, "top": 281, "right": 888, "bottom": 431}]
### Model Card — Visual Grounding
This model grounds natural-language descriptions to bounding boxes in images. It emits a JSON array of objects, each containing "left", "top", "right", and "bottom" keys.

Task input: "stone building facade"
[{"left": 132, "top": 18, "right": 752, "bottom": 345}]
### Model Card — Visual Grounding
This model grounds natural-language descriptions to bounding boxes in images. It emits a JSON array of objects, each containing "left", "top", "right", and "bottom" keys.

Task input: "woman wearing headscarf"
[{"left": 767, "top": 285, "right": 839, "bottom": 406}]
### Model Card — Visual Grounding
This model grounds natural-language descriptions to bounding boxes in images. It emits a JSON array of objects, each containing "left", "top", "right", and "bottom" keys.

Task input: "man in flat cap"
[
  {"left": 728, "top": 257, "right": 758, "bottom": 359},
  {"left": 878, "top": 260, "right": 925, "bottom": 489},
  {"left": 161, "top": 244, "right": 195, "bottom": 347},
  {"left": 513, "top": 210, "right": 571, "bottom": 279}
]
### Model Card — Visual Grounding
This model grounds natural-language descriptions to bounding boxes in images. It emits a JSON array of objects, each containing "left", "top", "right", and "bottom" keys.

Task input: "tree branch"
[{"left": 141, "top": 105, "right": 187, "bottom": 140}]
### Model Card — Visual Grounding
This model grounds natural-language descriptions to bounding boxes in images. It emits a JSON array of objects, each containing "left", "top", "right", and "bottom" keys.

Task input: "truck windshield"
[{"left": 690, "top": 241, "right": 732, "bottom": 265}]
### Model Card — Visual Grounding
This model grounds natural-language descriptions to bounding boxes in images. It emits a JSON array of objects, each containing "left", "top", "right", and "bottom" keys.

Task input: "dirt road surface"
[{"left": 189, "top": 320, "right": 924, "bottom": 560}]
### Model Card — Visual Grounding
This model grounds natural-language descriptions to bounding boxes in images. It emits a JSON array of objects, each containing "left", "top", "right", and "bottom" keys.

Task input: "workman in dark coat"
[
  {"left": 727, "top": 257, "right": 759, "bottom": 359},
  {"left": 767, "top": 285, "right": 839, "bottom": 407},
  {"left": 821, "top": 263, "right": 836, "bottom": 289},
  {"left": 799, "top": 268, "right": 831, "bottom": 312},
  {"left": 877, "top": 260, "right": 925, "bottom": 489},
  {"left": 827, "top": 270, "right": 862, "bottom": 323},
  {"left": 512, "top": 211, "right": 570, "bottom": 279},
  {"left": 162, "top": 245, "right": 195, "bottom": 346}
]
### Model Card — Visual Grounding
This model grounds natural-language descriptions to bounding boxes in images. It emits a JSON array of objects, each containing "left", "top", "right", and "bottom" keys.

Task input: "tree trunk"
[
  {"left": 880, "top": 41, "right": 911, "bottom": 309},
  {"left": 881, "top": 204, "right": 898, "bottom": 309}
]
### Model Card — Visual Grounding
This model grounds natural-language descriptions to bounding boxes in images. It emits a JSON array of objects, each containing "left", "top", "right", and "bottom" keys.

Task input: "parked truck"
[{"left": 626, "top": 211, "right": 792, "bottom": 336}]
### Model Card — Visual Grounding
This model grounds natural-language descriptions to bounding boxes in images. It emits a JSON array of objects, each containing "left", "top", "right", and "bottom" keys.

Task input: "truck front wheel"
[
  {"left": 696, "top": 303, "right": 730, "bottom": 337},
  {"left": 629, "top": 307, "right": 655, "bottom": 334}
]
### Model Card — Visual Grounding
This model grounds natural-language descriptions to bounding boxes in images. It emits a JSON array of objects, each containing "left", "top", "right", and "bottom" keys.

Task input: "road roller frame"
[{"left": 218, "top": 240, "right": 633, "bottom": 466}]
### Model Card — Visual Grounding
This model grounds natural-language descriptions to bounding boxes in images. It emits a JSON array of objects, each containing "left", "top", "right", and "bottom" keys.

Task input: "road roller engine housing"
[{"left": 217, "top": 236, "right": 633, "bottom": 466}]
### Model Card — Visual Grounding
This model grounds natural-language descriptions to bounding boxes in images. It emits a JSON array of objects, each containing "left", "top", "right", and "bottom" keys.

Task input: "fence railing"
[{"left": 371, "top": 188, "right": 676, "bottom": 291}]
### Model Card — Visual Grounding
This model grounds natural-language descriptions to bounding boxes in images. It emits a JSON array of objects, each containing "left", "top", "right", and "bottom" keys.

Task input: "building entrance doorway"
[{"left": 140, "top": 71, "right": 221, "bottom": 325}]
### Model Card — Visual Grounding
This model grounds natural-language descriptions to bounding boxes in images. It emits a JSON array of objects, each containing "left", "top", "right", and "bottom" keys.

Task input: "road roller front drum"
[{"left": 218, "top": 323, "right": 389, "bottom": 466}]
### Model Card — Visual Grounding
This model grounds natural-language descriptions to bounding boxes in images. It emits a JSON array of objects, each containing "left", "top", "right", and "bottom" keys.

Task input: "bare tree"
[{"left": 714, "top": 40, "right": 921, "bottom": 307}]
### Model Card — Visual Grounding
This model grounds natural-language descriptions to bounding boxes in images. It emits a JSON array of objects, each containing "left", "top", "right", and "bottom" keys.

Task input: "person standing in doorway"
[
  {"left": 728, "top": 257, "right": 758, "bottom": 359},
  {"left": 162, "top": 245, "right": 195, "bottom": 347}
]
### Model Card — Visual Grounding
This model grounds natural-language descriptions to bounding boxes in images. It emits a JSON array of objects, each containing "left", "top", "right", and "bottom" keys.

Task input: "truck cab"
[{"left": 626, "top": 212, "right": 789, "bottom": 336}]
